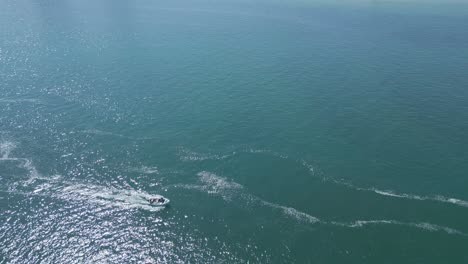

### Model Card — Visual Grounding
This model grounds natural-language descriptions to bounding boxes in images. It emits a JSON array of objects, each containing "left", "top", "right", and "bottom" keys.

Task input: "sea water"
[{"left": 1, "top": 0, "right": 468, "bottom": 262}]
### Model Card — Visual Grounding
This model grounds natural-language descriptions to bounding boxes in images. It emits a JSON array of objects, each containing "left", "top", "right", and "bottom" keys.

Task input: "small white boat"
[{"left": 148, "top": 195, "right": 170, "bottom": 206}]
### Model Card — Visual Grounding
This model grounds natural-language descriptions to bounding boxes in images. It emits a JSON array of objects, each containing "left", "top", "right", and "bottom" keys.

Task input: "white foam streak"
[
  {"left": 81, "top": 129, "right": 125, "bottom": 138},
  {"left": 61, "top": 184, "right": 164, "bottom": 212},
  {"left": 25, "top": 180, "right": 165, "bottom": 212},
  {"left": 333, "top": 220, "right": 467, "bottom": 236},
  {"left": 434, "top": 196, "right": 468, "bottom": 208},
  {"left": 178, "top": 147, "right": 468, "bottom": 211},
  {"left": 80, "top": 129, "right": 157, "bottom": 141},
  {"left": 245, "top": 149, "right": 289, "bottom": 159},
  {"left": 198, "top": 171, "right": 243, "bottom": 192},
  {"left": 0, "top": 141, "right": 15, "bottom": 159},
  {"left": 0, "top": 98, "right": 41, "bottom": 104},
  {"left": 183, "top": 171, "right": 467, "bottom": 237},
  {"left": 187, "top": 171, "right": 244, "bottom": 201},
  {"left": 412, "top": 222, "right": 464, "bottom": 235},
  {"left": 0, "top": 142, "right": 40, "bottom": 180},
  {"left": 22, "top": 159, "right": 40, "bottom": 178},
  {"left": 178, "top": 148, "right": 232, "bottom": 161},
  {"left": 353, "top": 185, "right": 468, "bottom": 209},
  {"left": 178, "top": 147, "right": 289, "bottom": 162},
  {"left": 300, "top": 160, "right": 315, "bottom": 174},
  {"left": 0, "top": 141, "right": 165, "bottom": 212},
  {"left": 187, "top": 171, "right": 321, "bottom": 223},
  {"left": 130, "top": 166, "right": 159, "bottom": 174},
  {"left": 262, "top": 201, "right": 320, "bottom": 224},
  {"left": 181, "top": 147, "right": 468, "bottom": 211}
]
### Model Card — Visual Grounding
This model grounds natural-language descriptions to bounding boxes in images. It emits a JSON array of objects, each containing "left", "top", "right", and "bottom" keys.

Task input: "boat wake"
[
  {"left": 328, "top": 179, "right": 468, "bottom": 209},
  {"left": 175, "top": 171, "right": 320, "bottom": 223},
  {"left": 0, "top": 141, "right": 16, "bottom": 159},
  {"left": 332, "top": 220, "right": 466, "bottom": 236},
  {"left": 59, "top": 184, "right": 165, "bottom": 212},
  {"left": 175, "top": 170, "right": 467, "bottom": 236},
  {"left": 80, "top": 129, "right": 157, "bottom": 141},
  {"left": 2, "top": 141, "right": 467, "bottom": 235},
  {"left": 0, "top": 98, "right": 41, "bottom": 104},
  {"left": 178, "top": 146, "right": 468, "bottom": 210},
  {"left": 129, "top": 165, "right": 160, "bottom": 175},
  {"left": 177, "top": 147, "right": 289, "bottom": 162},
  {"left": 178, "top": 148, "right": 233, "bottom": 161},
  {"left": 0, "top": 141, "right": 165, "bottom": 212}
]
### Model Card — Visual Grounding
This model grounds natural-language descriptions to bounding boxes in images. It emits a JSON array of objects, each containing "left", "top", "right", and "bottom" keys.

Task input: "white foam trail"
[
  {"left": 80, "top": 129, "right": 157, "bottom": 141},
  {"left": 412, "top": 222, "right": 465, "bottom": 235},
  {"left": 245, "top": 149, "right": 289, "bottom": 159},
  {"left": 290, "top": 158, "right": 468, "bottom": 211},
  {"left": 60, "top": 153, "right": 73, "bottom": 158},
  {"left": 0, "top": 141, "right": 15, "bottom": 159},
  {"left": 178, "top": 147, "right": 290, "bottom": 162},
  {"left": 297, "top": 159, "right": 468, "bottom": 210},
  {"left": 0, "top": 98, "right": 41, "bottom": 104},
  {"left": 81, "top": 129, "right": 125, "bottom": 138},
  {"left": 0, "top": 141, "right": 43, "bottom": 181},
  {"left": 178, "top": 171, "right": 467, "bottom": 237},
  {"left": 24, "top": 178, "right": 165, "bottom": 212},
  {"left": 332, "top": 220, "right": 467, "bottom": 236},
  {"left": 130, "top": 166, "right": 159, "bottom": 174},
  {"left": 22, "top": 158, "right": 41, "bottom": 179},
  {"left": 178, "top": 148, "right": 233, "bottom": 161},
  {"left": 0, "top": 157, "right": 42, "bottom": 183},
  {"left": 300, "top": 160, "right": 315, "bottom": 174},
  {"left": 184, "top": 149, "right": 466, "bottom": 209},
  {"left": 0, "top": 142, "right": 164, "bottom": 212},
  {"left": 335, "top": 180, "right": 468, "bottom": 209},
  {"left": 61, "top": 184, "right": 164, "bottom": 212},
  {"left": 178, "top": 171, "right": 321, "bottom": 224},
  {"left": 198, "top": 171, "right": 243, "bottom": 192},
  {"left": 26, "top": 177, "right": 167, "bottom": 212},
  {"left": 181, "top": 148, "right": 467, "bottom": 211},
  {"left": 435, "top": 197, "right": 468, "bottom": 208},
  {"left": 262, "top": 201, "right": 320, "bottom": 224},
  {"left": 186, "top": 171, "right": 244, "bottom": 201},
  {"left": 177, "top": 146, "right": 468, "bottom": 211},
  {"left": 172, "top": 183, "right": 209, "bottom": 193}
]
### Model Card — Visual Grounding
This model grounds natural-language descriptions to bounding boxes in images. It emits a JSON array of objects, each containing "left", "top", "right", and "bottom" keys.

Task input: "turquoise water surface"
[{"left": 1, "top": 0, "right": 468, "bottom": 263}]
